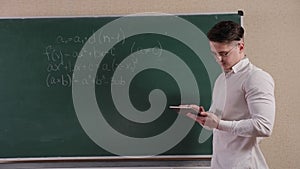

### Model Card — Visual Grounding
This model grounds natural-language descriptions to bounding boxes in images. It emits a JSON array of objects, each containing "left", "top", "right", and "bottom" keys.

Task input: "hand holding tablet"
[{"left": 169, "top": 105, "right": 206, "bottom": 117}]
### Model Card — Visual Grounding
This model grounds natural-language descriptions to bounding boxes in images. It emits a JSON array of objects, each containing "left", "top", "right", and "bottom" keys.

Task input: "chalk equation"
[
  {"left": 46, "top": 73, "right": 126, "bottom": 88},
  {"left": 44, "top": 32, "right": 163, "bottom": 88},
  {"left": 55, "top": 28, "right": 126, "bottom": 45}
]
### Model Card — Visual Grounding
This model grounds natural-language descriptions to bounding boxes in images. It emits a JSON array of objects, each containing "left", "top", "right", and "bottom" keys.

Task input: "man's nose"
[{"left": 215, "top": 55, "right": 222, "bottom": 62}]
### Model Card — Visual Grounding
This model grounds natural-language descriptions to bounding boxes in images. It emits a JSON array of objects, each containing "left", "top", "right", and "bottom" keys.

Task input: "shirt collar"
[{"left": 231, "top": 57, "right": 249, "bottom": 73}]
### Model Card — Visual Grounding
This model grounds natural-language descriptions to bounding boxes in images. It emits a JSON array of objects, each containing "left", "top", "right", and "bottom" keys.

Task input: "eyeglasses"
[{"left": 211, "top": 43, "right": 239, "bottom": 57}]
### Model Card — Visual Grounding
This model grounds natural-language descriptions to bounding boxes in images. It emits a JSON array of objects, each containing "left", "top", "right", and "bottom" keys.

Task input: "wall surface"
[{"left": 1, "top": 0, "right": 300, "bottom": 169}]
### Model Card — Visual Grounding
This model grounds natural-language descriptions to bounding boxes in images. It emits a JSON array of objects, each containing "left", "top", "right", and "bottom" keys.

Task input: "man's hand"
[{"left": 186, "top": 104, "right": 220, "bottom": 130}]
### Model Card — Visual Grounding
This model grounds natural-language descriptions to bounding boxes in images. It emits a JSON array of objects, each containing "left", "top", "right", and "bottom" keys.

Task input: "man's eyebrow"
[{"left": 211, "top": 50, "right": 226, "bottom": 54}]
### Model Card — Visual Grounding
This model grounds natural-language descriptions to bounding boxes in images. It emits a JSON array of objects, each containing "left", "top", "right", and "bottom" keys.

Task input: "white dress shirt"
[{"left": 209, "top": 58, "right": 275, "bottom": 169}]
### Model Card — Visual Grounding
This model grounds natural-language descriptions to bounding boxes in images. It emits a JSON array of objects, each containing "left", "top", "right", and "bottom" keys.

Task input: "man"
[{"left": 182, "top": 21, "right": 275, "bottom": 169}]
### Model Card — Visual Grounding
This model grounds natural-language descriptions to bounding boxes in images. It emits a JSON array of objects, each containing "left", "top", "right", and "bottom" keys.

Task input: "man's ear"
[{"left": 238, "top": 41, "right": 245, "bottom": 53}]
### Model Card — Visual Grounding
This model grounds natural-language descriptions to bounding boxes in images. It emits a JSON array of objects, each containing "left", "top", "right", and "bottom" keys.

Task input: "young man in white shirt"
[{"left": 183, "top": 21, "right": 275, "bottom": 169}]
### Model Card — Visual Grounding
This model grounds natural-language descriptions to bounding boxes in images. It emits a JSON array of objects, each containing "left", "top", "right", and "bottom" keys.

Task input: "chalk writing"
[
  {"left": 46, "top": 73, "right": 72, "bottom": 88},
  {"left": 44, "top": 29, "right": 163, "bottom": 88},
  {"left": 72, "top": 74, "right": 125, "bottom": 86},
  {"left": 46, "top": 73, "right": 125, "bottom": 88},
  {"left": 45, "top": 48, "right": 138, "bottom": 74},
  {"left": 55, "top": 28, "right": 125, "bottom": 45},
  {"left": 130, "top": 41, "right": 163, "bottom": 57},
  {"left": 56, "top": 35, "right": 87, "bottom": 44}
]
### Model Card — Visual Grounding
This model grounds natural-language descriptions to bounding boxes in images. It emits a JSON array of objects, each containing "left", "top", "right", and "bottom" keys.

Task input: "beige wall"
[{"left": 1, "top": 0, "right": 300, "bottom": 168}]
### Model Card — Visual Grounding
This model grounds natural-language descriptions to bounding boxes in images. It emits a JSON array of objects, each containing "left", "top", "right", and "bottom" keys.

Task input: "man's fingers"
[
  {"left": 189, "top": 104, "right": 200, "bottom": 112},
  {"left": 199, "top": 106, "right": 205, "bottom": 112},
  {"left": 186, "top": 113, "right": 206, "bottom": 124},
  {"left": 186, "top": 112, "right": 197, "bottom": 120},
  {"left": 199, "top": 111, "right": 208, "bottom": 117}
]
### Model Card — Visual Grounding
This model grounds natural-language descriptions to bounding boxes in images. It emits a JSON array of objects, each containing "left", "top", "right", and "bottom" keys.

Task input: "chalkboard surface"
[{"left": 0, "top": 13, "right": 241, "bottom": 159}]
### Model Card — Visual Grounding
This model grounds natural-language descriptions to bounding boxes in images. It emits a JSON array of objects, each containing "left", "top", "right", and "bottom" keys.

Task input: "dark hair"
[{"left": 207, "top": 21, "right": 244, "bottom": 43}]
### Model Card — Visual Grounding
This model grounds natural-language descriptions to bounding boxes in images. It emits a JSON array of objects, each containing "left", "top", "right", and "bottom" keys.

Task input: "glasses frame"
[{"left": 211, "top": 43, "right": 239, "bottom": 58}]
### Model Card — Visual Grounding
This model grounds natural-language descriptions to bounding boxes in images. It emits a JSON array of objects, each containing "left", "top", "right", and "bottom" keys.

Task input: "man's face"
[{"left": 209, "top": 41, "right": 244, "bottom": 72}]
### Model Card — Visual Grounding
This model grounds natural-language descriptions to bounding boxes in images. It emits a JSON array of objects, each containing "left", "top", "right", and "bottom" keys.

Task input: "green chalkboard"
[{"left": 0, "top": 12, "right": 242, "bottom": 159}]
